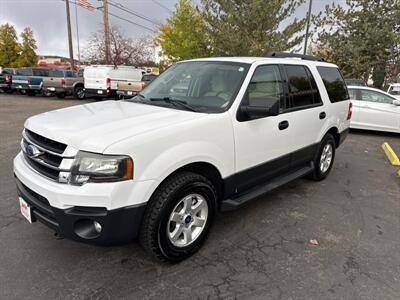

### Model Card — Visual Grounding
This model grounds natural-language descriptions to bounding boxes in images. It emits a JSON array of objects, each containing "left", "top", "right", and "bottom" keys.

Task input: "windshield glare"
[{"left": 139, "top": 61, "right": 250, "bottom": 112}]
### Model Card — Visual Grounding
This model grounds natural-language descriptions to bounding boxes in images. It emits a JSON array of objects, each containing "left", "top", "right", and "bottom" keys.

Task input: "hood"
[{"left": 25, "top": 100, "right": 205, "bottom": 153}]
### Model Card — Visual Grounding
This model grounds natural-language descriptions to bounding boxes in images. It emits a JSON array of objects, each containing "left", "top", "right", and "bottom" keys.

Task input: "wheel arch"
[{"left": 324, "top": 126, "right": 340, "bottom": 148}]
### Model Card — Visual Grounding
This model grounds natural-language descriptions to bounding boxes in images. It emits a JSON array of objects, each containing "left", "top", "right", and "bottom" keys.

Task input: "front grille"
[
  {"left": 15, "top": 177, "right": 59, "bottom": 231},
  {"left": 25, "top": 129, "right": 67, "bottom": 154},
  {"left": 21, "top": 129, "right": 73, "bottom": 182}
]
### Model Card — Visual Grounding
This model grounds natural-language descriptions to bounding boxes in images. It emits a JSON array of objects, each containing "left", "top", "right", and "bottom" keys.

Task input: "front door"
[
  {"left": 358, "top": 89, "right": 399, "bottom": 132},
  {"left": 232, "top": 64, "right": 293, "bottom": 193}
]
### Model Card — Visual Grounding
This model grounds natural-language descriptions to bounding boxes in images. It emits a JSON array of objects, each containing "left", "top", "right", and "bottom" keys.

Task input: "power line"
[
  {"left": 108, "top": 0, "right": 161, "bottom": 26},
  {"left": 98, "top": 8, "right": 157, "bottom": 33},
  {"left": 151, "top": 0, "right": 172, "bottom": 13}
]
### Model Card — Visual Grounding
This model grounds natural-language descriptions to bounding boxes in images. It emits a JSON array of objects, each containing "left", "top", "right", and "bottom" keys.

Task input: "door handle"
[
  {"left": 278, "top": 120, "right": 289, "bottom": 130},
  {"left": 319, "top": 112, "right": 326, "bottom": 119}
]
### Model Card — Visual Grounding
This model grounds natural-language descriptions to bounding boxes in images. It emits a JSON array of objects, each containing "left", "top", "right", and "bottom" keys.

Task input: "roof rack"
[{"left": 266, "top": 52, "right": 325, "bottom": 62}]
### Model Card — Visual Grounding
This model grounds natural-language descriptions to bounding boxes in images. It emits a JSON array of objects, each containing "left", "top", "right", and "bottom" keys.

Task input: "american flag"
[{"left": 76, "top": 0, "right": 94, "bottom": 11}]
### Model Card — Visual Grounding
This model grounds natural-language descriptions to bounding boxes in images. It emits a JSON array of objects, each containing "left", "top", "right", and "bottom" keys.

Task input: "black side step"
[{"left": 221, "top": 163, "right": 314, "bottom": 211}]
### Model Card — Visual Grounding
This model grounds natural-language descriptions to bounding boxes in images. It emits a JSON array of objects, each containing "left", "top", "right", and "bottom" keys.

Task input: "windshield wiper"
[{"left": 149, "top": 97, "right": 199, "bottom": 112}]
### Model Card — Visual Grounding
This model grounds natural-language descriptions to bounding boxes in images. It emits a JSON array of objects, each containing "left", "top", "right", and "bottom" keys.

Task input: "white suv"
[{"left": 14, "top": 53, "right": 351, "bottom": 262}]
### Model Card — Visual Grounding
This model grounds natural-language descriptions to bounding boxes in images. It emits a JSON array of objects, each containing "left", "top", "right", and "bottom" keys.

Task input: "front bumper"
[
  {"left": 13, "top": 152, "right": 155, "bottom": 245},
  {"left": 15, "top": 177, "right": 146, "bottom": 244}
]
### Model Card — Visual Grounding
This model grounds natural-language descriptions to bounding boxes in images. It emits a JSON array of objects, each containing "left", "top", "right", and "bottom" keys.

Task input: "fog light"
[
  {"left": 74, "top": 219, "right": 102, "bottom": 239},
  {"left": 94, "top": 221, "right": 102, "bottom": 233}
]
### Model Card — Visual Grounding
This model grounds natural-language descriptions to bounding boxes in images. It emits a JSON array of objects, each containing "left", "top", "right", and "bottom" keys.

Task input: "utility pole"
[
  {"left": 65, "top": 0, "right": 74, "bottom": 69},
  {"left": 303, "top": 0, "right": 313, "bottom": 55},
  {"left": 102, "top": 0, "right": 111, "bottom": 64}
]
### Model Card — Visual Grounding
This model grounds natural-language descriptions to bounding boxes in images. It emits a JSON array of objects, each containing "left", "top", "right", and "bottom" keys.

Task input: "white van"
[{"left": 84, "top": 65, "right": 143, "bottom": 98}]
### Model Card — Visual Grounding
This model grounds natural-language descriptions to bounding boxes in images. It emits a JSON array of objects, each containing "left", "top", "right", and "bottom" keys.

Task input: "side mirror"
[
  {"left": 393, "top": 99, "right": 400, "bottom": 106},
  {"left": 239, "top": 98, "right": 280, "bottom": 120}
]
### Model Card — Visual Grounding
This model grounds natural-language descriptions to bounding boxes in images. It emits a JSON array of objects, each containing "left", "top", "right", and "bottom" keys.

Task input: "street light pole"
[
  {"left": 303, "top": 0, "right": 313, "bottom": 55},
  {"left": 65, "top": 0, "right": 74, "bottom": 69}
]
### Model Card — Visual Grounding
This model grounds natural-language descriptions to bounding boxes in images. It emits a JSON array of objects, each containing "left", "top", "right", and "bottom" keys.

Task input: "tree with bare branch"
[{"left": 83, "top": 26, "right": 153, "bottom": 66}]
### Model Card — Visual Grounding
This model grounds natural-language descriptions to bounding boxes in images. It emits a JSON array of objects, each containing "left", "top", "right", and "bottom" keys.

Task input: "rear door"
[
  {"left": 45, "top": 70, "right": 64, "bottom": 88},
  {"left": 84, "top": 67, "right": 109, "bottom": 90},
  {"left": 357, "top": 89, "right": 399, "bottom": 131},
  {"left": 282, "top": 64, "right": 326, "bottom": 168}
]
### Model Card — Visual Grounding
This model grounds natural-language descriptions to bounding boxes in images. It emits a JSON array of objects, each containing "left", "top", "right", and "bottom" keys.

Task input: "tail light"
[
  {"left": 27, "top": 77, "right": 32, "bottom": 84},
  {"left": 141, "top": 82, "right": 145, "bottom": 89},
  {"left": 61, "top": 79, "right": 66, "bottom": 87},
  {"left": 106, "top": 78, "right": 111, "bottom": 91},
  {"left": 347, "top": 101, "right": 353, "bottom": 120},
  {"left": 4, "top": 74, "right": 12, "bottom": 84}
]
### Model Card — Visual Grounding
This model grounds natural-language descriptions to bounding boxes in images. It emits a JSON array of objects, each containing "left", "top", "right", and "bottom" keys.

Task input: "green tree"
[
  {"left": 313, "top": 0, "right": 400, "bottom": 87},
  {"left": 16, "top": 27, "right": 38, "bottom": 67},
  {"left": 155, "top": 0, "right": 212, "bottom": 61},
  {"left": 0, "top": 23, "right": 20, "bottom": 67},
  {"left": 202, "top": 0, "right": 307, "bottom": 56}
]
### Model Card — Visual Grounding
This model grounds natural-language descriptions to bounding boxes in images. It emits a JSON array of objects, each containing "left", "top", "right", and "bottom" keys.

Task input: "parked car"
[
  {"left": 0, "top": 69, "right": 14, "bottom": 93},
  {"left": 12, "top": 68, "right": 50, "bottom": 96},
  {"left": 387, "top": 83, "right": 400, "bottom": 99},
  {"left": 42, "top": 69, "right": 85, "bottom": 99},
  {"left": 348, "top": 86, "right": 400, "bottom": 133},
  {"left": 345, "top": 78, "right": 367, "bottom": 87},
  {"left": 14, "top": 54, "right": 351, "bottom": 262},
  {"left": 84, "top": 65, "right": 143, "bottom": 99},
  {"left": 116, "top": 71, "right": 144, "bottom": 99}
]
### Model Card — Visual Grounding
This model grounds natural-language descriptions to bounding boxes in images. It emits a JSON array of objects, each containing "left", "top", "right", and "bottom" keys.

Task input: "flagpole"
[{"left": 75, "top": 2, "right": 81, "bottom": 67}]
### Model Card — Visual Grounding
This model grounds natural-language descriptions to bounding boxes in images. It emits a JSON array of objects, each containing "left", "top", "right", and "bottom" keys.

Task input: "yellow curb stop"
[{"left": 381, "top": 143, "right": 400, "bottom": 166}]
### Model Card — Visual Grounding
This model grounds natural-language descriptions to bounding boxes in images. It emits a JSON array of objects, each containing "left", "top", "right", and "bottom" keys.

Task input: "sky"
[{"left": 0, "top": 0, "right": 344, "bottom": 59}]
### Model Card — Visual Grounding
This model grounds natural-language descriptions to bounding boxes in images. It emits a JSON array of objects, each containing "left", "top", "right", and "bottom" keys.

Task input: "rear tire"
[
  {"left": 139, "top": 171, "right": 217, "bottom": 262},
  {"left": 56, "top": 93, "right": 66, "bottom": 99},
  {"left": 73, "top": 86, "right": 85, "bottom": 99},
  {"left": 4, "top": 87, "right": 13, "bottom": 94},
  {"left": 308, "top": 134, "right": 336, "bottom": 181},
  {"left": 26, "top": 90, "right": 36, "bottom": 96}
]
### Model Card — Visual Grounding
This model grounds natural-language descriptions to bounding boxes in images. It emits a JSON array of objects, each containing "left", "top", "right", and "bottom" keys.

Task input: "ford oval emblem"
[{"left": 26, "top": 144, "right": 43, "bottom": 158}]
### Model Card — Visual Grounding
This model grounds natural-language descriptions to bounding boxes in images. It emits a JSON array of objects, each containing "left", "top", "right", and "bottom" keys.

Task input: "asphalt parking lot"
[{"left": 0, "top": 93, "right": 399, "bottom": 300}]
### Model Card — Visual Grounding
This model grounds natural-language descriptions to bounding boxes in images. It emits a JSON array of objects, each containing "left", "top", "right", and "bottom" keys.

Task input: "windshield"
[{"left": 138, "top": 61, "right": 250, "bottom": 113}]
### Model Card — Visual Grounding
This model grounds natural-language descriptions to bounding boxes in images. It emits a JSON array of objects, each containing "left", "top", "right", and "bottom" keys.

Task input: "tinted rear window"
[
  {"left": 285, "top": 65, "right": 322, "bottom": 108},
  {"left": 317, "top": 67, "right": 349, "bottom": 103},
  {"left": 49, "top": 70, "right": 64, "bottom": 77},
  {"left": 33, "top": 69, "right": 49, "bottom": 76},
  {"left": 17, "top": 68, "right": 33, "bottom": 76}
]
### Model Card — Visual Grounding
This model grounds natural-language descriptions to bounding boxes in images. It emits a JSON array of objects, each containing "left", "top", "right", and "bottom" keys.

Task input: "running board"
[{"left": 220, "top": 163, "right": 315, "bottom": 211}]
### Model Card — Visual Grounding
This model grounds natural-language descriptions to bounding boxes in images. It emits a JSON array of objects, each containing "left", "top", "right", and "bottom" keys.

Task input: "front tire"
[
  {"left": 139, "top": 171, "right": 217, "bottom": 262},
  {"left": 308, "top": 134, "right": 336, "bottom": 181}
]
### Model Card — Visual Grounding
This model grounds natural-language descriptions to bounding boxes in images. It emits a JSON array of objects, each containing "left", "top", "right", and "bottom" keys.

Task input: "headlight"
[{"left": 69, "top": 151, "right": 133, "bottom": 185}]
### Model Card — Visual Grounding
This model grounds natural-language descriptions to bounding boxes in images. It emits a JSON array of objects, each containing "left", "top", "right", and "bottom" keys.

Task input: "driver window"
[
  {"left": 361, "top": 90, "right": 393, "bottom": 104},
  {"left": 247, "top": 65, "right": 283, "bottom": 108}
]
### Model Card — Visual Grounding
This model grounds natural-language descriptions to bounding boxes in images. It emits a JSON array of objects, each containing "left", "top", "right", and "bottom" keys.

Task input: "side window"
[
  {"left": 361, "top": 90, "right": 394, "bottom": 104},
  {"left": 305, "top": 67, "right": 322, "bottom": 104},
  {"left": 247, "top": 65, "right": 283, "bottom": 109},
  {"left": 285, "top": 65, "right": 317, "bottom": 108},
  {"left": 317, "top": 66, "right": 349, "bottom": 103}
]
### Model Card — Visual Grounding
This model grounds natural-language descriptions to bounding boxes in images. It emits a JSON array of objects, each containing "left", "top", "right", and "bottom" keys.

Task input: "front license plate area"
[{"left": 19, "top": 197, "right": 32, "bottom": 223}]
